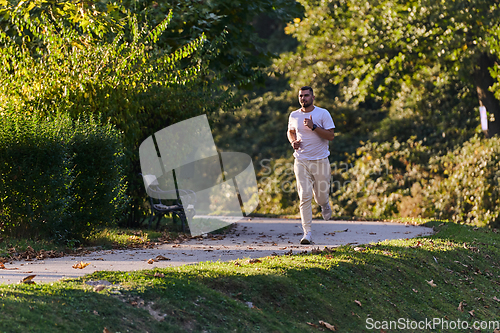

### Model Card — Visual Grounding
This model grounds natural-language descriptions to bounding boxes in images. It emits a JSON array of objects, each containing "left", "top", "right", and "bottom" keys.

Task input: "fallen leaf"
[
  {"left": 412, "top": 289, "right": 418, "bottom": 293},
  {"left": 494, "top": 329, "right": 500, "bottom": 333},
  {"left": 493, "top": 296, "right": 500, "bottom": 302},
  {"left": 72, "top": 261, "right": 90, "bottom": 269},
  {"left": 468, "top": 310, "right": 475, "bottom": 317},
  {"left": 458, "top": 301, "right": 464, "bottom": 312},
  {"left": 427, "top": 280, "right": 437, "bottom": 287},
  {"left": 354, "top": 300, "right": 362, "bottom": 307},
  {"left": 154, "top": 272, "right": 165, "bottom": 278},
  {"left": 411, "top": 241, "right": 423, "bottom": 248},
  {"left": 353, "top": 247, "right": 366, "bottom": 252},
  {"left": 20, "top": 274, "right": 36, "bottom": 284},
  {"left": 93, "top": 310, "right": 99, "bottom": 315},
  {"left": 155, "top": 255, "right": 170, "bottom": 261},
  {"left": 246, "top": 259, "right": 261, "bottom": 264},
  {"left": 311, "top": 247, "right": 322, "bottom": 254},
  {"left": 103, "top": 328, "right": 112, "bottom": 333},
  {"left": 94, "top": 285, "right": 106, "bottom": 292},
  {"left": 306, "top": 322, "right": 318, "bottom": 328},
  {"left": 0, "top": 262, "right": 18, "bottom": 270},
  {"left": 319, "top": 320, "right": 336, "bottom": 331},
  {"left": 147, "top": 259, "right": 155, "bottom": 264}
]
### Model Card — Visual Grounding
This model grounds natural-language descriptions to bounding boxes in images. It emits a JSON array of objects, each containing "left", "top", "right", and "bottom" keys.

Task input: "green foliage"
[
  {"left": 281, "top": 0, "right": 499, "bottom": 103},
  {"left": 0, "top": 2, "right": 252, "bottom": 226},
  {"left": 265, "top": 0, "right": 496, "bottom": 153},
  {"left": 330, "top": 135, "right": 500, "bottom": 227},
  {"left": 67, "top": 117, "right": 128, "bottom": 240},
  {"left": 0, "top": 0, "right": 124, "bottom": 40},
  {"left": 428, "top": 136, "right": 500, "bottom": 227},
  {"left": 0, "top": 8, "right": 222, "bottom": 148},
  {"left": 120, "top": 0, "right": 305, "bottom": 87},
  {"left": 0, "top": 115, "right": 72, "bottom": 240},
  {"left": 332, "top": 138, "right": 431, "bottom": 218},
  {"left": 0, "top": 114, "right": 127, "bottom": 243}
]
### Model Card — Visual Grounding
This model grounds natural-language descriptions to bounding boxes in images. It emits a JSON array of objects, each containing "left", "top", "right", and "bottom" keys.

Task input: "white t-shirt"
[{"left": 288, "top": 106, "right": 335, "bottom": 160}]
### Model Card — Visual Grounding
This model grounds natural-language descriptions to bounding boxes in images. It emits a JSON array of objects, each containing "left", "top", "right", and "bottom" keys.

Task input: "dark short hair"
[{"left": 300, "top": 86, "right": 313, "bottom": 95}]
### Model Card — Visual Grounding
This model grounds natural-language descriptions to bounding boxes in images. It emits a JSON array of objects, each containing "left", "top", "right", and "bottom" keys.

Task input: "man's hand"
[
  {"left": 291, "top": 139, "right": 301, "bottom": 150},
  {"left": 303, "top": 115, "right": 313, "bottom": 129}
]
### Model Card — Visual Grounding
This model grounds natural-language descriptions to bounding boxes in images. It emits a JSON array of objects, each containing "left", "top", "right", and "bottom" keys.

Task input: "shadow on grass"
[{"left": 1, "top": 221, "right": 499, "bottom": 332}]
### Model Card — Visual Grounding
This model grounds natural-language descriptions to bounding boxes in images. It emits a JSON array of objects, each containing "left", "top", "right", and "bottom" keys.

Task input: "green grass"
[
  {"left": 0, "top": 216, "right": 186, "bottom": 261},
  {"left": 1, "top": 220, "right": 500, "bottom": 332},
  {"left": 86, "top": 228, "right": 164, "bottom": 248}
]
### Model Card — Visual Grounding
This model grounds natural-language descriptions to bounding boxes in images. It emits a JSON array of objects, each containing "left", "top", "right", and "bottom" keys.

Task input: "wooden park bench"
[{"left": 141, "top": 174, "right": 196, "bottom": 231}]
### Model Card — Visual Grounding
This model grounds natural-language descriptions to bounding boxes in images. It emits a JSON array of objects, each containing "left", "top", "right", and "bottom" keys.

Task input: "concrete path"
[{"left": 0, "top": 218, "right": 434, "bottom": 285}]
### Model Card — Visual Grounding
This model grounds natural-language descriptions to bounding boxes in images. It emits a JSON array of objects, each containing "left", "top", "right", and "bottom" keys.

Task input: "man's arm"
[
  {"left": 314, "top": 127, "right": 335, "bottom": 141},
  {"left": 303, "top": 115, "right": 335, "bottom": 141},
  {"left": 288, "top": 128, "right": 301, "bottom": 149}
]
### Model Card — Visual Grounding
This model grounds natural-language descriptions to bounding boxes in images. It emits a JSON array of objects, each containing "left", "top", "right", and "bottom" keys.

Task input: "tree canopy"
[{"left": 275, "top": 0, "right": 500, "bottom": 137}]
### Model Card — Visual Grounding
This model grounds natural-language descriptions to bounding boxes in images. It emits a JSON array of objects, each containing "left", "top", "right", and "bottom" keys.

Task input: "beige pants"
[{"left": 294, "top": 158, "right": 331, "bottom": 233}]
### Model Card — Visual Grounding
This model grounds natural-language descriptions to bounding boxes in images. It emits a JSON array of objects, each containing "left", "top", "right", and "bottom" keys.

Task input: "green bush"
[
  {"left": 331, "top": 138, "right": 431, "bottom": 218},
  {"left": 329, "top": 135, "right": 500, "bottom": 227},
  {"left": 428, "top": 135, "right": 500, "bottom": 227},
  {"left": 0, "top": 115, "right": 72, "bottom": 240},
  {"left": 0, "top": 115, "right": 127, "bottom": 243},
  {"left": 65, "top": 117, "right": 128, "bottom": 241}
]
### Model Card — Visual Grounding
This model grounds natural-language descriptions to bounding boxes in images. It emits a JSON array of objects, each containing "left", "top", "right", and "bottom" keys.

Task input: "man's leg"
[
  {"left": 294, "top": 159, "right": 314, "bottom": 236},
  {"left": 311, "top": 158, "right": 332, "bottom": 220}
]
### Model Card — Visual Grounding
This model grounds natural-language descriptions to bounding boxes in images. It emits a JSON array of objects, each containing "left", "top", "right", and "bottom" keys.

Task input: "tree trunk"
[{"left": 474, "top": 52, "right": 500, "bottom": 137}]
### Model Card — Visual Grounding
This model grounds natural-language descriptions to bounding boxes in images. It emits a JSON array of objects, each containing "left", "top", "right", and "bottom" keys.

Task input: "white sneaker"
[
  {"left": 300, "top": 232, "right": 312, "bottom": 244},
  {"left": 321, "top": 204, "right": 332, "bottom": 221}
]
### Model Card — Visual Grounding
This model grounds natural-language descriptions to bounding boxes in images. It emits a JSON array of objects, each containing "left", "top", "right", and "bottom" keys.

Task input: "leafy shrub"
[
  {"left": 66, "top": 117, "right": 128, "bottom": 241},
  {"left": 0, "top": 115, "right": 72, "bottom": 240},
  {"left": 427, "top": 135, "right": 500, "bottom": 227},
  {"left": 331, "top": 138, "right": 431, "bottom": 218},
  {"left": 0, "top": 115, "right": 127, "bottom": 243}
]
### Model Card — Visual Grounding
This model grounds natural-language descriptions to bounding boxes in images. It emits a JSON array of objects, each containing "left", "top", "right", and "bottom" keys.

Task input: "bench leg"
[
  {"left": 155, "top": 213, "right": 162, "bottom": 230},
  {"left": 148, "top": 211, "right": 155, "bottom": 229}
]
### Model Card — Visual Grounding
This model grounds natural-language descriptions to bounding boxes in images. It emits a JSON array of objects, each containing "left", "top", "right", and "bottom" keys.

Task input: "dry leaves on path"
[
  {"left": 0, "top": 262, "right": 18, "bottom": 270},
  {"left": 72, "top": 261, "right": 90, "bottom": 269},
  {"left": 20, "top": 274, "right": 36, "bottom": 284}
]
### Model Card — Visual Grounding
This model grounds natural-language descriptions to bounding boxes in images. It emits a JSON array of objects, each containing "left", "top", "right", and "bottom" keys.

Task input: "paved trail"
[{"left": 0, "top": 218, "right": 433, "bottom": 285}]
